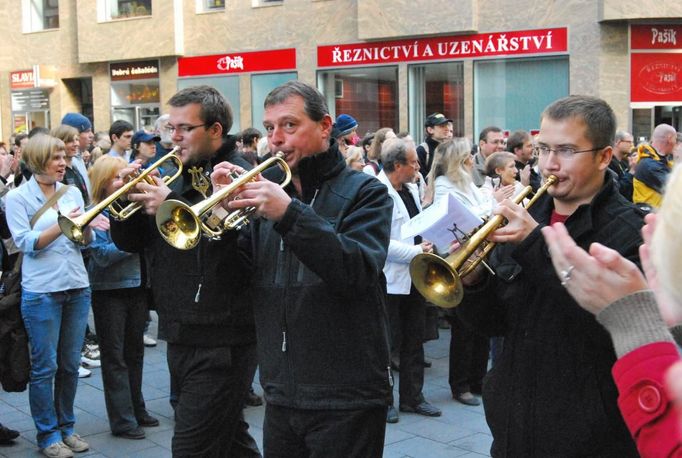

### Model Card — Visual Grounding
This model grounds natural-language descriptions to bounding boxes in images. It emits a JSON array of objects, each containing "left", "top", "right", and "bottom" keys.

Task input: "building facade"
[{"left": 1, "top": 0, "right": 681, "bottom": 143}]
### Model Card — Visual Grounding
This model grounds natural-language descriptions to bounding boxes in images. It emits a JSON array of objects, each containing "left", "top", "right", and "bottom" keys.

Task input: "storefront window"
[
  {"left": 317, "top": 66, "right": 398, "bottom": 136},
  {"left": 409, "top": 62, "right": 464, "bottom": 143},
  {"left": 474, "top": 56, "right": 569, "bottom": 136},
  {"left": 22, "top": 0, "right": 59, "bottom": 32},
  {"left": 177, "top": 76, "right": 241, "bottom": 134},
  {"left": 251, "top": 72, "right": 297, "bottom": 129},
  {"left": 99, "top": 0, "right": 152, "bottom": 21}
]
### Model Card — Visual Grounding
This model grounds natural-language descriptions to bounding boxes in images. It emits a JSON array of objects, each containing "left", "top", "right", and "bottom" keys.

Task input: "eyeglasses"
[
  {"left": 165, "top": 123, "right": 208, "bottom": 134},
  {"left": 533, "top": 144, "right": 606, "bottom": 159}
]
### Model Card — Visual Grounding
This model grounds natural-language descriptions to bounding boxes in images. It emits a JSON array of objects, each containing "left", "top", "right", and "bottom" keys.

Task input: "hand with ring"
[{"left": 541, "top": 222, "right": 648, "bottom": 315}]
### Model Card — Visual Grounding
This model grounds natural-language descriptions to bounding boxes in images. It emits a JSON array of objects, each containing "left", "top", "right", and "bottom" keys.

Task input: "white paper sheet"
[{"left": 401, "top": 193, "right": 483, "bottom": 249}]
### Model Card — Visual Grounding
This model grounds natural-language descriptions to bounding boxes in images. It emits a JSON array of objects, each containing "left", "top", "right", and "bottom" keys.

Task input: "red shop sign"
[
  {"left": 631, "top": 53, "right": 682, "bottom": 102},
  {"left": 631, "top": 25, "right": 682, "bottom": 50},
  {"left": 10, "top": 70, "right": 35, "bottom": 90},
  {"left": 178, "top": 48, "right": 296, "bottom": 77},
  {"left": 317, "top": 28, "right": 567, "bottom": 67}
]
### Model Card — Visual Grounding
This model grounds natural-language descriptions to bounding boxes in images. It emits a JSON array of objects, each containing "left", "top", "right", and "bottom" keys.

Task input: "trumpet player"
[
  {"left": 455, "top": 96, "right": 644, "bottom": 456},
  {"left": 109, "top": 86, "right": 260, "bottom": 457},
  {"left": 212, "top": 81, "right": 393, "bottom": 457}
]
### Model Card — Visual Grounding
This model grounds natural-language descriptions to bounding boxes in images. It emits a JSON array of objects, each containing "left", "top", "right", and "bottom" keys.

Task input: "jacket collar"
[
  {"left": 377, "top": 169, "right": 421, "bottom": 213},
  {"left": 173, "top": 136, "right": 238, "bottom": 197},
  {"left": 532, "top": 173, "right": 619, "bottom": 240},
  {"left": 296, "top": 138, "right": 347, "bottom": 203}
]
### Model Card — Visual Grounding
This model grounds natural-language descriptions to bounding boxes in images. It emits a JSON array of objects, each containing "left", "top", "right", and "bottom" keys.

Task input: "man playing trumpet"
[
  {"left": 109, "top": 86, "right": 260, "bottom": 457},
  {"left": 212, "top": 81, "right": 394, "bottom": 457}
]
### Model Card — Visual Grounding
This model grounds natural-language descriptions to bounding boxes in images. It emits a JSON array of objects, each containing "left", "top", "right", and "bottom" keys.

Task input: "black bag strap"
[{"left": 12, "top": 185, "right": 73, "bottom": 275}]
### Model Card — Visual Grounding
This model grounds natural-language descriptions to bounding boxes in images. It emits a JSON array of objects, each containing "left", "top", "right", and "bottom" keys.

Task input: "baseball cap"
[
  {"left": 132, "top": 130, "right": 160, "bottom": 147},
  {"left": 61, "top": 113, "right": 92, "bottom": 133},
  {"left": 424, "top": 113, "right": 452, "bottom": 128}
]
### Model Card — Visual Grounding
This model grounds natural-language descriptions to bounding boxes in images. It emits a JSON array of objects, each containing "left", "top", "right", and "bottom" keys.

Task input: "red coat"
[{"left": 613, "top": 342, "right": 682, "bottom": 458}]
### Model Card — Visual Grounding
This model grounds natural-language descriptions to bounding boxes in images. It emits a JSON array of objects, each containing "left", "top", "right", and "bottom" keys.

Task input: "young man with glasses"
[
  {"left": 109, "top": 85, "right": 260, "bottom": 456},
  {"left": 457, "top": 95, "right": 643, "bottom": 457}
]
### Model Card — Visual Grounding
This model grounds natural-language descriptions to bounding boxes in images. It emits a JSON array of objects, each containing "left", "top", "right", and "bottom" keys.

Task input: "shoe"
[
  {"left": 399, "top": 401, "right": 442, "bottom": 417},
  {"left": 84, "top": 331, "right": 98, "bottom": 347},
  {"left": 77, "top": 366, "right": 91, "bottom": 378},
  {"left": 62, "top": 434, "right": 89, "bottom": 452},
  {"left": 136, "top": 413, "right": 159, "bottom": 427},
  {"left": 0, "top": 423, "right": 19, "bottom": 444},
  {"left": 422, "top": 359, "right": 432, "bottom": 368},
  {"left": 453, "top": 391, "right": 481, "bottom": 406},
  {"left": 82, "top": 346, "right": 100, "bottom": 360},
  {"left": 245, "top": 387, "right": 263, "bottom": 407},
  {"left": 41, "top": 441, "right": 74, "bottom": 458},
  {"left": 113, "top": 426, "right": 145, "bottom": 440},
  {"left": 143, "top": 334, "right": 157, "bottom": 347},
  {"left": 386, "top": 405, "right": 399, "bottom": 423},
  {"left": 80, "top": 355, "right": 100, "bottom": 369}
]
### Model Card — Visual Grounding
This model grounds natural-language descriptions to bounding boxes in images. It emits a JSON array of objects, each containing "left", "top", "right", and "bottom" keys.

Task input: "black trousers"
[
  {"left": 263, "top": 404, "right": 386, "bottom": 458},
  {"left": 167, "top": 342, "right": 260, "bottom": 458},
  {"left": 446, "top": 314, "right": 489, "bottom": 394},
  {"left": 387, "top": 289, "right": 425, "bottom": 406},
  {"left": 91, "top": 288, "right": 147, "bottom": 434}
]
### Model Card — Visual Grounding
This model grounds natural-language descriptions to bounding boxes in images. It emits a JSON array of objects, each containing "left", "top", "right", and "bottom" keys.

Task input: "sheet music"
[{"left": 401, "top": 193, "right": 483, "bottom": 249}]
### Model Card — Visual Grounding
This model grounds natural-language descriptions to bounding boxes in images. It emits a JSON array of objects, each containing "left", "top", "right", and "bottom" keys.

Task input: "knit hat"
[
  {"left": 335, "top": 114, "right": 358, "bottom": 137},
  {"left": 61, "top": 113, "right": 92, "bottom": 133}
]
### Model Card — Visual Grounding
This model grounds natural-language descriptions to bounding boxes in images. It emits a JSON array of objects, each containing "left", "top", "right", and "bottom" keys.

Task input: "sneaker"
[
  {"left": 41, "top": 441, "right": 73, "bottom": 458},
  {"left": 399, "top": 400, "right": 442, "bottom": 417},
  {"left": 386, "top": 405, "right": 399, "bottom": 423},
  {"left": 62, "top": 434, "right": 89, "bottom": 453},
  {"left": 80, "top": 355, "right": 100, "bottom": 369},
  {"left": 113, "top": 426, "right": 145, "bottom": 440},
  {"left": 82, "top": 346, "right": 100, "bottom": 360},
  {"left": 78, "top": 366, "right": 91, "bottom": 379},
  {"left": 0, "top": 423, "right": 20, "bottom": 444},
  {"left": 453, "top": 391, "right": 481, "bottom": 406},
  {"left": 143, "top": 334, "right": 157, "bottom": 347}
]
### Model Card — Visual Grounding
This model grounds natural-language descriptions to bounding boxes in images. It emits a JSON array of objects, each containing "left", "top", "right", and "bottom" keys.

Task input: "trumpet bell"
[
  {"left": 409, "top": 253, "right": 463, "bottom": 309},
  {"left": 57, "top": 215, "right": 84, "bottom": 244},
  {"left": 156, "top": 200, "right": 202, "bottom": 250}
]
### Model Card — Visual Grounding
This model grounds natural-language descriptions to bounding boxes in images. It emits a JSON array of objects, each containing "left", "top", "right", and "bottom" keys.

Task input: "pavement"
[{"left": 0, "top": 315, "right": 492, "bottom": 457}]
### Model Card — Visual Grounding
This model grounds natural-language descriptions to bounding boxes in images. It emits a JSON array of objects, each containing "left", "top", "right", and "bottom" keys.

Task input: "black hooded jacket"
[
  {"left": 110, "top": 136, "right": 255, "bottom": 347},
  {"left": 457, "top": 176, "right": 644, "bottom": 457},
  {"left": 243, "top": 140, "right": 394, "bottom": 410}
]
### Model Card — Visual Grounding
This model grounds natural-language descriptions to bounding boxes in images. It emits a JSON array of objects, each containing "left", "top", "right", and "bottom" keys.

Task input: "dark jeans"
[
  {"left": 264, "top": 404, "right": 386, "bottom": 458},
  {"left": 167, "top": 342, "right": 260, "bottom": 457},
  {"left": 387, "top": 289, "right": 425, "bottom": 406},
  {"left": 91, "top": 288, "right": 147, "bottom": 434},
  {"left": 446, "top": 314, "right": 489, "bottom": 394}
]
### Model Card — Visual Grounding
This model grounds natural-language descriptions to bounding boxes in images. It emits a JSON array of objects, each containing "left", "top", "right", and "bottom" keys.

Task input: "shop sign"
[
  {"left": 631, "top": 53, "right": 682, "bottom": 102},
  {"left": 631, "top": 25, "right": 682, "bottom": 50},
  {"left": 317, "top": 28, "right": 567, "bottom": 67},
  {"left": 178, "top": 48, "right": 296, "bottom": 77},
  {"left": 111, "top": 60, "right": 160, "bottom": 81},
  {"left": 11, "top": 90, "right": 49, "bottom": 112},
  {"left": 10, "top": 70, "right": 35, "bottom": 90}
]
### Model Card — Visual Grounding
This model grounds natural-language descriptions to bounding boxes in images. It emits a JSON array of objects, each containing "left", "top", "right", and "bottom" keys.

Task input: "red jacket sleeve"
[{"left": 612, "top": 342, "right": 682, "bottom": 458}]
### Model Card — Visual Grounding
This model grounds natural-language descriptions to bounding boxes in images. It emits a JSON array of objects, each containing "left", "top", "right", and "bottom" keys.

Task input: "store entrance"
[
  {"left": 62, "top": 77, "right": 94, "bottom": 127},
  {"left": 654, "top": 105, "right": 682, "bottom": 132},
  {"left": 632, "top": 105, "right": 682, "bottom": 143}
]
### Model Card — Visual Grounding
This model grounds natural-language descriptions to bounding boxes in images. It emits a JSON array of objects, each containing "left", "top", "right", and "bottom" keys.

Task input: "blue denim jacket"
[{"left": 87, "top": 219, "right": 141, "bottom": 291}]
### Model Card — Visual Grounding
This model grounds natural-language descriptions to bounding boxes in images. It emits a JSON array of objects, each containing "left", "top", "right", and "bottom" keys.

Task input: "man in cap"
[
  {"left": 61, "top": 113, "right": 94, "bottom": 195},
  {"left": 333, "top": 114, "right": 359, "bottom": 155},
  {"left": 417, "top": 113, "right": 452, "bottom": 176}
]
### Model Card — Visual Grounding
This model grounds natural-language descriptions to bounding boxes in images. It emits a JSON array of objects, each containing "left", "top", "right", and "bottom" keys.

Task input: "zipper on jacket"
[
  {"left": 194, "top": 280, "right": 203, "bottom": 303},
  {"left": 281, "top": 331, "right": 287, "bottom": 352},
  {"left": 387, "top": 366, "right": 394, "bottom": 387}
]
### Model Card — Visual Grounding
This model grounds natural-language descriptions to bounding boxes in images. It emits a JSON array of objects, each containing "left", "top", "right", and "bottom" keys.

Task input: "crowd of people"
[{"left": 0, "top": 80, "right": 679, "bottom": 458}]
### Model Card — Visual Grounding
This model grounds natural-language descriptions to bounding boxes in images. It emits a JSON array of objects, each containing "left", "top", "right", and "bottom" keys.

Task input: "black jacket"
[
  {"left": 457, "top": 176, "right": 643, "bottom": 457},
  {"left": 417, "top": 136, "right": 440, "bottom": 177},
  {"left": 244, "top": 141, "right": 393, "bottom": 410},
  {"left": 110, "top": 137, "right": 256, "bottom": 347}
]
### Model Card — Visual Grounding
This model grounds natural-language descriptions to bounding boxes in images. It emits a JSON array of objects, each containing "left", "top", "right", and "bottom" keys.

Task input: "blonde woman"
[
  {"left": 87, "top": 156, "right": 158, "bottom": 440},
  {"left": 345, "top": 146, "right": 366, "bottom": 171},
  {"left": 542, "top": 164, "right": 682, "bottom": 457},
  {"left": 5, "top": 134, "right": 92, "bottom": 457},
  {"left": 363, "top": 127, "right": 395, "bottom": 176}
]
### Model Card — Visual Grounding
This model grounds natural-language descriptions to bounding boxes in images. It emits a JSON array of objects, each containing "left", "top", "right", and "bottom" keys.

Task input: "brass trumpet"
[
  {"left": 409, "top": 175, "right": 558, "bottom": 308},
  {"left": 58, "top": 147, "right": 183, "bottom": 245},
  {"left": 155, "top": 152, "right": 291, "bottom": 250}
]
